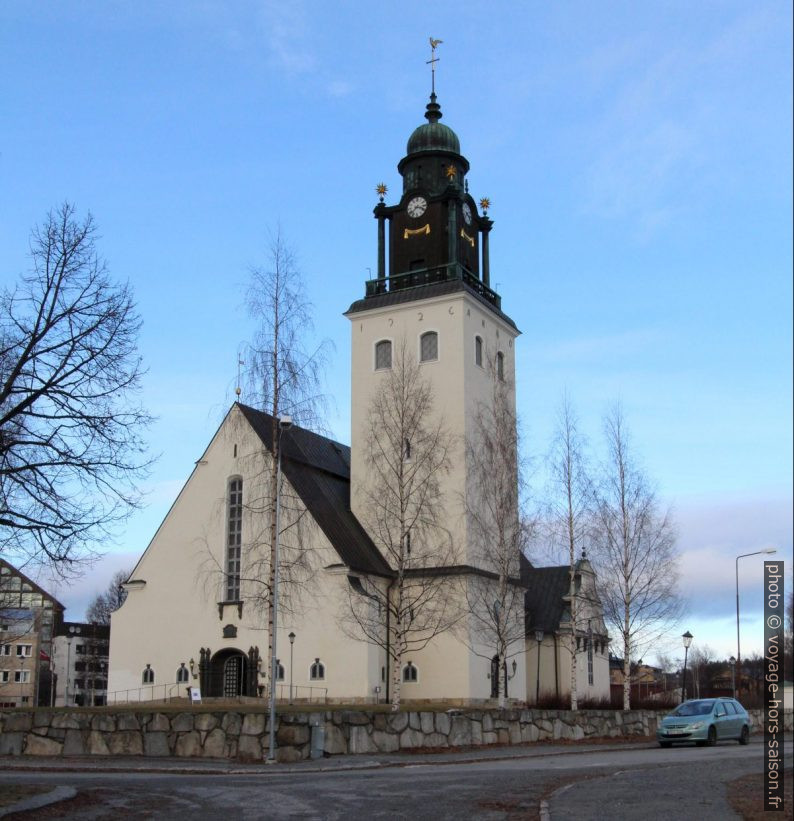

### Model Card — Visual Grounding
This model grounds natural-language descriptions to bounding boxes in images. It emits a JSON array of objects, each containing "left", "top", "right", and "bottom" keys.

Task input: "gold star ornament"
[
  {"left": 444, "top": 164, "right": 457, "bottom": 180},
  {"left": 376, "top": 182, "right": 388, "bottom": 202},
  {"left": 479, "top": 197, "right": 491, "bottom": 213}
]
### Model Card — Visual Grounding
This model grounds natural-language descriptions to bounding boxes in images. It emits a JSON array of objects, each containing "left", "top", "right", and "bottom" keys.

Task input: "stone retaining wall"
[{"left": 0, "top": 707, "right": 789, "bottom": 763}]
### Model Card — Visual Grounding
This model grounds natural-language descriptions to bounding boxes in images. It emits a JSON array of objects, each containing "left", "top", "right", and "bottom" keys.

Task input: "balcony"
[{"left": 365, "top": 263, "right": 501, "bottom": 311}]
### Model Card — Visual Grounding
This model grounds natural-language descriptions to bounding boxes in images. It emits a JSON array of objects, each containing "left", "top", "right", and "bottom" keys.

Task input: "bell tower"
[
  {"left": 370, "top": 92, "right": 495, "bottom": 300},
  {"left": 346, "top": 83, "right": 519, "bottom": 570}
]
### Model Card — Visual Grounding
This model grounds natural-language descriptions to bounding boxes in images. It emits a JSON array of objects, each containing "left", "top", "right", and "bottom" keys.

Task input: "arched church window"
[
  {"left": 402, "top": 662, "right": 418, "bottom": 683},
  {"left": 475, "top": 336, "right": 483, "bottom": 367},
  {"left": 496, "top": 351, "right": 504, "bottom": 381},
  {"left": 176, "top": 664, "right": 189, "bottom": 684},
  {"left": 375, "top": 340, "right": 392, "bottom": 370},
  {"left": 420, "top": 331, "right": 438, "bottom": 362},
  {"left": 310, "top": 658, "right": 325, "bottom": 680},
  {"left": 142, "top": 664, "right": 154, "bottom": 685},
  {"left": 225, "top": 477, "right": 243, "bottom": 601}
]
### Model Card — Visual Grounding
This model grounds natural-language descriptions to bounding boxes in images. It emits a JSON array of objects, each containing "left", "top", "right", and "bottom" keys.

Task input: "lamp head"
[
  {"left": 288, "top": 632, "right": 295, "bottom": 644},
  {"left": 534, "top": 629, "right": 544, "bottom": 643},
  {"left": 279, "top": 415, "right": 292, "bottom": 430},
  {"left": 763, "top": 548, "right": 777, "bottom": 555},
  {"left": 682, "top": 630, "right": 693, "bottom": 649}
]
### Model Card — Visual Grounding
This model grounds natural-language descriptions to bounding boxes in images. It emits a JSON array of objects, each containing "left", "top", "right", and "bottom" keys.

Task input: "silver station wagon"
[{"left": 657, "top": 698, "right": 751, "bottom": 747}]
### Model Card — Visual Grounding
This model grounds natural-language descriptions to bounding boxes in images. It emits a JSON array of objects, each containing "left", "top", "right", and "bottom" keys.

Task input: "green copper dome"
[{"left": 405, "top": 93, "right": 461, "bottom": 156}]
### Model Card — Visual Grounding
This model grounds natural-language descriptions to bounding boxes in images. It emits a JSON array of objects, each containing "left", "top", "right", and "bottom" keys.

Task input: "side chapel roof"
[
  {"left": 520, "top": 553, "right": 571, "bottom": 634},
  {"left": 237, "top": 404, "right": 393, "bottom": 579}
]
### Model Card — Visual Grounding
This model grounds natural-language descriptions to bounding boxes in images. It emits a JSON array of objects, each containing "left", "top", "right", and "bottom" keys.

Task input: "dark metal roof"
[
  {"left": 520, "top": 555, "right": 571, "bottom": 634},
  {"left": 237, "top": 405, "right": 393, "bottom": 578},
  {"left": 345, "top": 279, "right": 518, "bottom": 331}
]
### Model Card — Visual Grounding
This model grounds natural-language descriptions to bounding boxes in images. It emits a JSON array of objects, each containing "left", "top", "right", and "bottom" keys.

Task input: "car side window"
[
  {"left": 716, "top": 704, "right": 727, "bottom": 716},
  {"left": 724, "top": 702, "right": 737, "bottom": 714}
]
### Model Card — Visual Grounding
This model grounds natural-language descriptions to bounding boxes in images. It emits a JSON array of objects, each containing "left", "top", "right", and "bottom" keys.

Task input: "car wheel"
[
  {"left": 706, "top": 726, "right": 717, "bottom": 747},
  {"left": 659, "top": 741, "right": 672, "bottom": 748},
  {"left": 739, "top": 725, "right": 749, "bottom": 745}
]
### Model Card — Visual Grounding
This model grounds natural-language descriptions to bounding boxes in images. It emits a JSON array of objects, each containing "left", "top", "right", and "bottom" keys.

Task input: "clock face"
[
  {"left": 407, "top": 196, "right": 428, "bottom": 218},
  {"left": 462, "top": 202, "right": 472, "bottom": 225}
]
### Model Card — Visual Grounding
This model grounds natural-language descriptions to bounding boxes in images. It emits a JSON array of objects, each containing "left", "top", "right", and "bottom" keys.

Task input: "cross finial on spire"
[{"left": 427, "top": 37, "right": 443, "bottom": 95}]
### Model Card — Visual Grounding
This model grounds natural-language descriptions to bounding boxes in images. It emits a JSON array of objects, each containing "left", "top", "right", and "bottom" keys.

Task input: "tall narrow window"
[
  {"left": 142, "top": 665, "right": 154, "bottom": 685},
  {"left": 402, "top": 662, "right": 418, "bottom": 683},
  {"left": 375, "top": 340, "right": 392, "bottom": 370},
  {"left": 420, "top": 331, "right": 438, "bottom": 362},
  {"left": 276, "top": 660, "right": 285, "bottom": 681},
  {"left": 404, "top": 439, "right": 411, "bottom": 461},
  {"left": 226, "top": 478, "right": 243, "bottom": 601},
  {"left": 310, "top": 658, "right": 325, "bottom": 680},
  {"left": 176, "top": 664, "right": 189, "bottom": 684},
  {"left": 404, "top": 530, "right": 411, "bottom": 556},
  {"left": 496, "top": 351, "right": 505, "bottom": 381},
  {"left": 587, "top": 641, "right": 594, "bottom": 686},
  {"left": 475, "top": 336, "right": 483, "bottom": 367}
]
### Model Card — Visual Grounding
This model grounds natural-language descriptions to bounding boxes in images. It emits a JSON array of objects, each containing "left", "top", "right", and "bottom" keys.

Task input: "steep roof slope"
[{"left": 237, "top": 405, "right": 393, "bottom": 578}]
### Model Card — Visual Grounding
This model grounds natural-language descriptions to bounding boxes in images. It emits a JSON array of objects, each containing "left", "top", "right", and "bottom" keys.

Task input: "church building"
[{"left": 108, "top": 82, "right": 609, "bottom": 708}]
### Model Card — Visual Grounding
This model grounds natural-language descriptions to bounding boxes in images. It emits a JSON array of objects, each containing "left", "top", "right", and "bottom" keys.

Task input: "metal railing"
[
  {"left": 365, "top": 262, "right": 501, "bottom": 310},
  {"left": 107, "top": 681, "right": 189, "bottom": 705},
  {"left": 107, "top": 681, "right": 328, "bottom": 705}
]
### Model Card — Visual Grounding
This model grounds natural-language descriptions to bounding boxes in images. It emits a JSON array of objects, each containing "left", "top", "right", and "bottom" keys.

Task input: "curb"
[{"left": 0, "top": 786, "right": 77, "bottom": 818}]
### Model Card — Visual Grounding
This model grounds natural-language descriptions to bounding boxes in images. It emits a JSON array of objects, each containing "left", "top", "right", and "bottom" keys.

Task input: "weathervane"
[{"left": 427, "top": 37, "right": 443, "bottom": 95}]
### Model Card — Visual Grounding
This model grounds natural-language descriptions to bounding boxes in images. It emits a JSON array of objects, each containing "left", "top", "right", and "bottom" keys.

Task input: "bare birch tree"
[
  {"left": 0, "top": 203, "right": 152, "bottom": 572},
  {"left": 85, "top": 568, "right": 130, "bottom": 625},
  {"left": 592, "top": 405, "right": 683, "bottom": 710},
  {"left": 463, "top": 363, "right": 528, "bottom": 707},
  {"left": 544, "top": 394, "right": 593, "bottom": 710},
  {"left": 343, "top": 340, "right": 458, "bottom": 711},
  {"left": 233, "top": 230, "right": 330, "bottom": 693}
]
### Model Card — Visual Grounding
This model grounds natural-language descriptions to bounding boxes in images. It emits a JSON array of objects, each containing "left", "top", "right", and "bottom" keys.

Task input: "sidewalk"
[{"left": 1, "top": 733, "right": 784, "bottom": 777}]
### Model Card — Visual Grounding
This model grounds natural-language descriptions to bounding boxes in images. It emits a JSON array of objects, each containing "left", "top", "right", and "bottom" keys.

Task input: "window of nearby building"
[
  {"left": 309, "top": 658, "right": 325, "bottom": 680},
  {"left": 0, "top": 645, "right": 10, "bottom": 656},
  {"left": 402, "top": 662, "right": 418, "bottom": 683},
  {"left": 276, "top": 661, "right": 285, "bottom": 681},
  {"left": 375, "top": 340, "right": 392, "bottom": 370},
  {"left": 226, "top": 477, "right": 243, "bottom": 601},
  {"left": 420, "top": 331, "right": 438, "bottom": 362},
  {"left": 0, "top": 671, "right": 9, "bottom": 682},
  {"left": 587, "top": 640, "right": 594, "bottom": 686},
  {"left": 404, "top": 439, "right": 411, "bottom": 461},
  {"left": 75, "top": 644, "right": 85, "bottom": 655},
  {"left": 16, "top": 644, "right": 31, "bottom": 657},
  {"left": 475, "top": 336, "right": 483, "bottom": 367},
  {"left": 14, "top": 670, "right": 30, "bottom": 683},
  {"left": 404, "top": 530, "right": 411, "bottom": 556},
  {"left": 176, "top": 664, "right": 189, "bottom": 684},
  {"left": 73, "top": 678, "right": 84, "bottom": 689},
  {"left": 496, "top": 351, "right": 504, "bottom": 381},
  {"left": 142, "top": 665, "right": 155, "bottom": 685}
]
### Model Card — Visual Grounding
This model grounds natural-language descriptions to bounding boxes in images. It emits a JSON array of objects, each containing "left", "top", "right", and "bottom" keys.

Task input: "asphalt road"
[{"left": 1, "top": 737, "right": 791, "bottom": 820}]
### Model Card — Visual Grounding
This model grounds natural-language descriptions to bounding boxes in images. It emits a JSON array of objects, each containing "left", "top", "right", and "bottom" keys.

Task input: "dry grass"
[{"left": 727, "top": 769, "right": 793, "bottom": 820}]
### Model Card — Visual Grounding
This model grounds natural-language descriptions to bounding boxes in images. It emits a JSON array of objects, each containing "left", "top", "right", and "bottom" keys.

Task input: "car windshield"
[{"left": 672, "top": 700, "right": 715, "bottom": 716}]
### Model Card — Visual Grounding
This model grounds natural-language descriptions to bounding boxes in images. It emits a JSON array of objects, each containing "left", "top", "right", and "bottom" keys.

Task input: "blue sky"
[{"left": 1, "top": 2, "right": 791, "bottom": 666}]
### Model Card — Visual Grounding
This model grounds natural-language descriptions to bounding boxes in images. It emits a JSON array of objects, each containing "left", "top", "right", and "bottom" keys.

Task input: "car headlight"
[{"left": 689, "top": 722, "right": 704, "bottom": 730}]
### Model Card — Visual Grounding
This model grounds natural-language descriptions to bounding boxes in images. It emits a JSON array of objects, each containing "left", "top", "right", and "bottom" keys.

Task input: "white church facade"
[{"left": 108, "top": 88, "right": 610, "bottom": 708}]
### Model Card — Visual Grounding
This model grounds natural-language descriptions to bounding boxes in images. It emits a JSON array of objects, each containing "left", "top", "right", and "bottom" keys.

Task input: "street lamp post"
[
  {"left": 534, "top": 629, "right": 544, "bottom": 706},
  {"left": 288, "top": 632, "right": 295, "bottom": 705},
  {"left": 729, "top": 656, "right": 736, "bottom": 699},
  {"left": 267, "top": 415, "right": 292, "bottom": 764},
  {"left": 681, "top": 631, "right": 693, "bottom": 703},
  {"left": 735, "top": 549, "right": 777, "bottom": 674}
]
